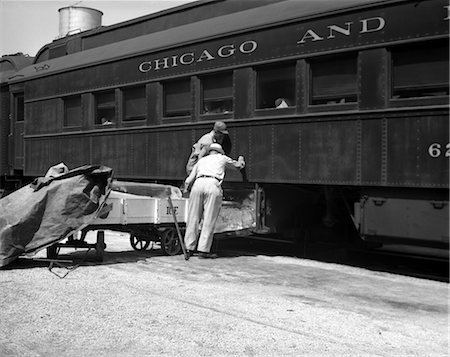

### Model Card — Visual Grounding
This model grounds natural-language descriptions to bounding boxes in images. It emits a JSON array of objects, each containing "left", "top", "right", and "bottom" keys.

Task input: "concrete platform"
[{"left": 1, "top": 231, "right": 448, "bottom": 356}]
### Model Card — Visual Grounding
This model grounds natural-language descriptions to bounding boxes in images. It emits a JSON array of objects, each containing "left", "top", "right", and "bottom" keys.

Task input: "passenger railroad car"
[{"left": 2, "top": 0, "right": 449, "bottom": 255}]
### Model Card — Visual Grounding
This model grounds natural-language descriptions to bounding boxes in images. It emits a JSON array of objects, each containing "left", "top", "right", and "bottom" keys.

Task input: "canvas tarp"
[{"left": 0, "top": 165, "right": 113, "bottom": 267}]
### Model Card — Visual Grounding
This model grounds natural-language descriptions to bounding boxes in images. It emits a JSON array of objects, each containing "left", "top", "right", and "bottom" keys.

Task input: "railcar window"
[
  {"left": 201, "top": 73, "right": 233, "bottom": 114},
  {"left": 95, "top": 91, "right": 115, "bottom": 125},
  {"left": 64, "top": 96, "right": 82, "bottom": 127},
  {"left": 123, "top": 86, "right": 146, "bottom": 121},
  {"left": 256, "top": 64, "right": 295, "bottom": 109},
  {"left": 164, "top": 79, "right": 191, "bottom": 117},
  {"left": 392, "top": 41, "right": 449, "bottom": 99},
  {"left": 49, "top": 44, "right": 67, "bottom": 59},
  {"left": 35, "top": 49, "right": 49, "bottom": 63},
  {"left": 14, "top": 94, "right": 24, "bottom": 122},
  {"left": 310, "top": 54, "right": 357, "bottom": 105}
]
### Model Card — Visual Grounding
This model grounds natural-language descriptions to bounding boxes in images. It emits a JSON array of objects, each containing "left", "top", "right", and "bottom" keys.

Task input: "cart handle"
[{"left": 167, "top": 197, "right": 189, "bottom": 261}]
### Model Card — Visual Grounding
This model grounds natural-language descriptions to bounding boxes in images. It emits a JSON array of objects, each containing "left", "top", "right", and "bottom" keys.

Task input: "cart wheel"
[
  {"left": 96, "top": 231, "right": 106, "bottom": 262},
  {"left": 161, "top": 228, "right": 182, "bottom": 256},
  {"left": 130, "top": 234, "right": 150, "bottom": 251}
]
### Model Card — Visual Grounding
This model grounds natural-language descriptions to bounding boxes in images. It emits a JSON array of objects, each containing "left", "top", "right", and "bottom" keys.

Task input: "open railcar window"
[
  {"left": 14, "top": 94, "right": 24, "bottom": 122},
  {"left": 64, "top": 96, "right": 82, "bottom": 127},
  {"left": 256, "top": 63, "right": 296, "bottom": 109},
  {"left": 391, "top": 40, "right": 449, "bottom": 99},
  {"left": 95, "top": 91, "right": 115, "bottom": 125},
  {"left": 164, "top": 79, "right": 191, "bottom": 117},
  {"left": 310, "top": 54, "right": 357, "bottom": 105},
  {"left": 123, "top": 86, "right": 146, "bottom": 121},
  {"left": 201, "top": 72, "right": 233, "bottom": 114}
]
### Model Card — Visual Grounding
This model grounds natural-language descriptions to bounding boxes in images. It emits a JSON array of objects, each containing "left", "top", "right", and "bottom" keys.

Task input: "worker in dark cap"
[
  {"left": 184, "top": 143, "right": 245, "bottom": 258},
  {"left": 185, "top": 121, "right": 232, "bottom": 175}
]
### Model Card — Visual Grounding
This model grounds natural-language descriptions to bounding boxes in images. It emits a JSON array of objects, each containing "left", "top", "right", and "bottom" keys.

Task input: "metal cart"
[{"left": 47, "top": 190, "right": 189, "bottom": 261}]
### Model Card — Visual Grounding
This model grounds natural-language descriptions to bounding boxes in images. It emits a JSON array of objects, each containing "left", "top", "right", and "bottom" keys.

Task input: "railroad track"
[
  {"left": 344, "top": 248, "right": 449, "bottom": 283},
  {"left": 217, "top": 236, "right": 449, "bottom": 283}
]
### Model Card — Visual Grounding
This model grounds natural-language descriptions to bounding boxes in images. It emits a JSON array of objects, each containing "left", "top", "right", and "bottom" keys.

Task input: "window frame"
[
  {"left": 14, "top": 93, "right": 25, "bottom": 122},
  {"left": 162, "top": 78, "right": 192, "bottom": 120},
  {"left": 199, "top": 71, "right": 234, "bottom": 119},
  {"left": 122, "top": 85, "right": 147, "bottom": 125},
  {"left": 388, "top": 39, "right": 449, "bottom": 108},
  {"left": 94, "top": 90, "right": 116, "bottom": 127},
  {"left": 63, "top": 95, "right": 82, "bottom": 128},
  {"left": 254, "top": 62, "right": 297, "bottom": 116},
  {"left": 307, "top": 53, "right": 358, "bottom": 110}
]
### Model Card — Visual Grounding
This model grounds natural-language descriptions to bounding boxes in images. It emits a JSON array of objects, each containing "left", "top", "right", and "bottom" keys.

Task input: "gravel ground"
[{"left": 0, "top": 232, "right": 448, "bottom": 356}]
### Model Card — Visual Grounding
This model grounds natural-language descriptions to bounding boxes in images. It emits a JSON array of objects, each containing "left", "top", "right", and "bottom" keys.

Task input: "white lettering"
[
  {"left": 154, "top": 57, "right": 170, "bottom": 70},
  {"left": 328, "top": 22, "right": 353, "bottom": 38},
  {"left": 297, "top": 29, "right": 324, "bottom": 44},
  {"left": 138, "top": 40, "right": 258, "bottom": 73},
  {"left": 445, "top": 5, "right": 450, "bottom": 20},
  {"left": 239, "top": 40, "right": 258, "bottom": 54},
  {"left": 360, "top": 17, "right": 385, "bottom": 33},
  {"left": 197, "top": 49, "right": 215, "bottom": 62},
  {"left": 298, "top": 17, "right": 386, "bottom": 44},
  {"left": 171, "top": 55, "right": 178, "bottom": 67},
  {"left": 180, "top": 52, "right": 195, "bottom": 65},
  {"left": 428, "top": 143, "right": 442, "bottom": 158},
  {"left": 138, "top": 61, "right": 152, "bottom": 73},
  {"left": 218, "top": 44, "right": 236, "bottom": 58}
]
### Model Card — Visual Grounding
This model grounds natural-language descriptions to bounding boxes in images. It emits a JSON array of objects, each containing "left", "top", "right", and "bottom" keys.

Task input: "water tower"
[{"left": 58, "top": 6, "right": 103, "bottom": 37}]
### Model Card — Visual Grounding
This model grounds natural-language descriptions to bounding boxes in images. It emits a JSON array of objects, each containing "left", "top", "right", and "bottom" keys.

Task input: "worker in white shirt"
[{"left": 183, "top": 143, "right": 245, "bottom": 259}]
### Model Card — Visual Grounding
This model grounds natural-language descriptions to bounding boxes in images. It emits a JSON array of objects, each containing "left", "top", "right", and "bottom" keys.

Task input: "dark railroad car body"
[
  {"left": 0, "top": 53, "right": 33, "bottom": 194},
  {"left": 3, "top": 0, "right": 449, "bottom": 254}
]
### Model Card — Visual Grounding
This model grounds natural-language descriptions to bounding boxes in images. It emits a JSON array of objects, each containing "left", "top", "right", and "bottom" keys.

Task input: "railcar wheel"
[
  {"left": 161, "top": 228, "right": 182, "bottom": 256},
  {"left": 130, "top": 234, "right": 150, "bottom": 251}
]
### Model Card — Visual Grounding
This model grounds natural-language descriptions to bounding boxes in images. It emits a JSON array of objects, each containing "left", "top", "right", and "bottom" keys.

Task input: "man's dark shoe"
[
  {"left": 198, "top": 252, "right": 218, "bottom": 259},
  {"left": 187, "top": 250, "right": 195, "bottom": 257}
]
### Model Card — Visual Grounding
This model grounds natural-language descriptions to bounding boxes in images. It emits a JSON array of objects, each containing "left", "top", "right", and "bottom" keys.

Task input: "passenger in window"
[
  {"left": 203, "top": 103, "right": 219, "bottom": 114},
  {"left": 326, "top": 98, "right": 346, "bottom": 105},
  {"left": 185, "top": 121, "right": 232, "bottom": 175},
  {"left": 275, "top": 98, "right": 290, "bottom": 108},
  {"left": 101, "top": 117, "right": 113, "bottom": 125},
  {"left": 203, "top": 104, "right": 211, "bottom": 114},
  {"left": 204, "top": 101, "right": 232, "bottom": 114}
]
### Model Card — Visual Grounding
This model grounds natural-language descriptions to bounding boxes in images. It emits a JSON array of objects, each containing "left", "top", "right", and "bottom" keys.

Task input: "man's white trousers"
[{"left": 184, "top": 177, "right": 222, "bottom": 253}]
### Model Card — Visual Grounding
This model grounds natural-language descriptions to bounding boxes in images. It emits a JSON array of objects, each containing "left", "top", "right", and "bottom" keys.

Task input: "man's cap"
[
  {"left": 207, "top": 143, "right": 225, "bottom": 155},
  {"left": 213, "top": 121, "right": 229, "bottom": 134}
]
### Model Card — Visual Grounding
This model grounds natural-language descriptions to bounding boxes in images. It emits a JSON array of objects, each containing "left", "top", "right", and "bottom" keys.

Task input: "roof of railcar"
[
  {"left": 0, "top": 53, "right": 34, "bottom": 83},
  {"left": 10, "top": 0, "right": 405, "bottom": 83},
  {"left": 33, "top": 0, "right": 284, "bottom": 63}
]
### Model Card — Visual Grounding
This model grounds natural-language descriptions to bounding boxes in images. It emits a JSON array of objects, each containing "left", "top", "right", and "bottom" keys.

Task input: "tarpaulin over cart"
[
  {"left": 0, "top": 164, "right": 113, "bottom": 267},
  {"left": 111, "top": 180, "right": 182, "bottom": 199}
]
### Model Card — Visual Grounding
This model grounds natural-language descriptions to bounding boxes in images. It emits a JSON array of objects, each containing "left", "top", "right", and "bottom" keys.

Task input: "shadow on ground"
[{"left": 2, "top": 236, "right": 448, "bottom": 282}]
